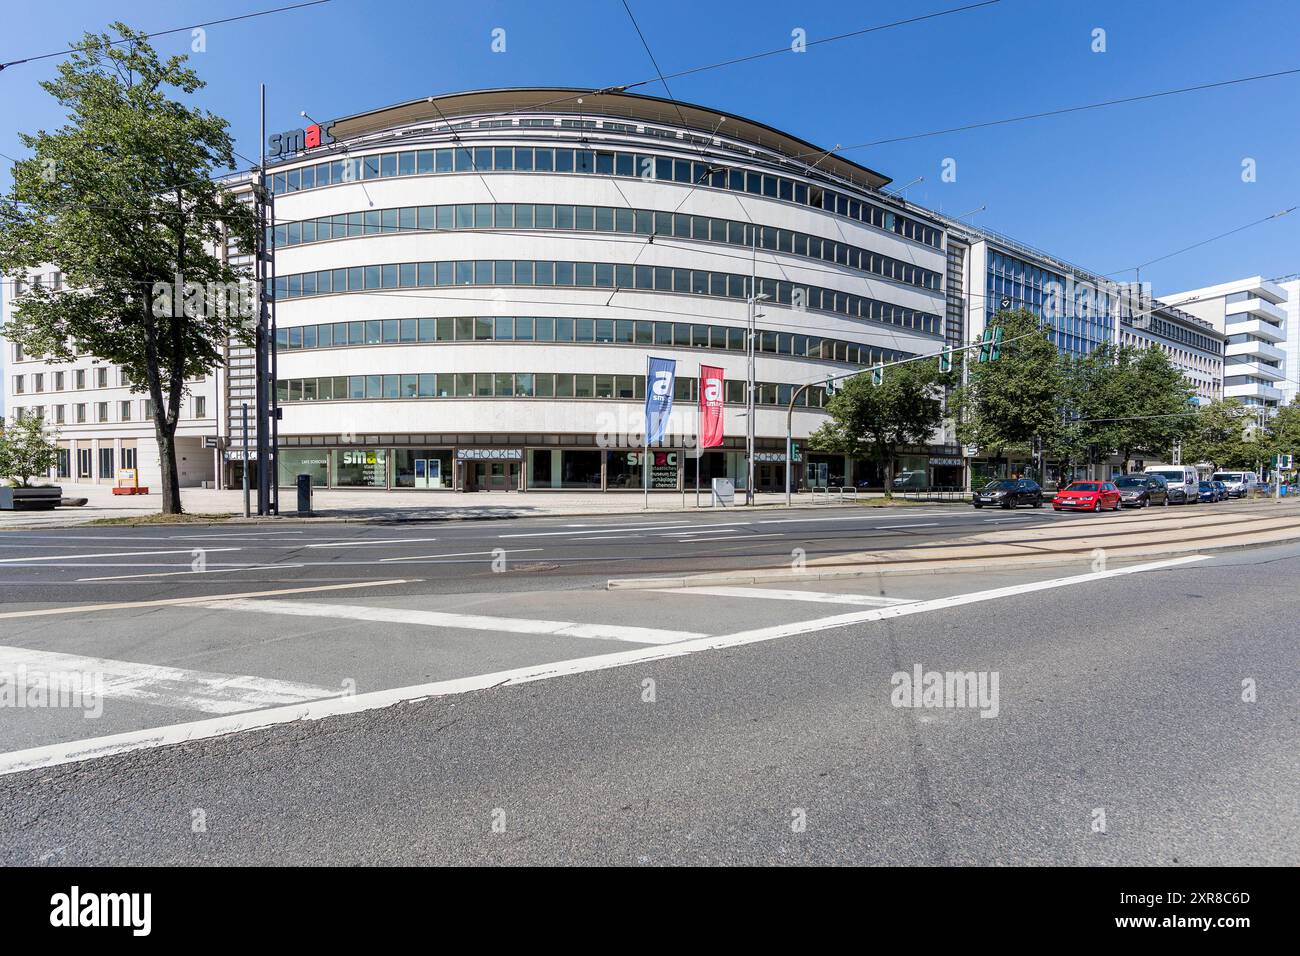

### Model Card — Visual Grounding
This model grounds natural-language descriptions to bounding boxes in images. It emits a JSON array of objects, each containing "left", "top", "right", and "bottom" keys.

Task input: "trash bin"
[{"left": 296, "top": 473, "right": 313, "bottom": 516}]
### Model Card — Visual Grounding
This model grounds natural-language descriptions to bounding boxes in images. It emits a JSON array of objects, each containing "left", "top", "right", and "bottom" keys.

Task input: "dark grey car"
[
  {"left": 973, "top": 478, "right": 1044, "bottom": 509},
  {"left": 1114, "top": 474, "right": 1169, "bottom": 508}
]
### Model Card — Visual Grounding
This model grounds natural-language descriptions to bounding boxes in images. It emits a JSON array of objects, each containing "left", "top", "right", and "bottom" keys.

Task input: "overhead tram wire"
[
  {"left": 1103, "top": 206, "right": 1298, "bottom": 277},
  {"left": 785, "top": 65, "right": 1300, "bottom": 160},
  {"left": 0, "top": 0, "right": 333, "bottom": 72}
]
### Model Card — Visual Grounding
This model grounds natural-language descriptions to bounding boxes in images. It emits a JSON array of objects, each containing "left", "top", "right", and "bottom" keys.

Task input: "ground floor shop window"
[
  {"left": 804, "top": 453, "right": 846, "bottom": 488},
  {"left": 393, "top": 449, "right": 453, "bottom": 489},
  {"left": 560, "top": 449, "right": 601, "bottom": 489},
  {"left": 278, "top": 449, "right": 329, "bottom": 487},
  {"left": 333, "top": 448, "right": 387, "bottom": 487},
  {"left": 605, "top": 450, "right": 642, "bottom": 489},
  {"left": 98, "top": 447, "right": 114, "bottom": 480}
]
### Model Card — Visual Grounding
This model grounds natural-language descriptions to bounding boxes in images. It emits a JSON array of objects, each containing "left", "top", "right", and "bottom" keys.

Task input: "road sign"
[{"left": 999, "top": 295, "right": 1012, "bottom": 309}]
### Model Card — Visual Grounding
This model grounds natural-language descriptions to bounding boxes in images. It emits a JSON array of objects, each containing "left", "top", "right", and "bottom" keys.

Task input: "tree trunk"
[
  {"left": 155, "top": 416, "right": 182, "bottom": 514},
  {"left": 883, "top": 456, "right": 895, "bottom": 496}
]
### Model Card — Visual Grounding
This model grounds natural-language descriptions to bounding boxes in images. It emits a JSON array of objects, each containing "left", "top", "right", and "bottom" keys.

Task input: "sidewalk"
[{"left": 0, "top": 483, "right": 914, "bottom": 529}]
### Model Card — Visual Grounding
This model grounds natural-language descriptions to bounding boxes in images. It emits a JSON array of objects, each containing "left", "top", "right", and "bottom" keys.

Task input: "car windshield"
[
  {"left": 1213, "top": 473, "right": 1242, "bottom": 482},
  {"left": 1114, "top": 476, "right": 1146, "bottom": 488},
  {"left": 1066, "top": 482, "right": 1101, "bottom": 491},
  {"left": 982, "top": 480, "right": 1015, "bottom": 490},
  {"left": 1148, "top": 471, "right": 1185, "bottom": 482}
]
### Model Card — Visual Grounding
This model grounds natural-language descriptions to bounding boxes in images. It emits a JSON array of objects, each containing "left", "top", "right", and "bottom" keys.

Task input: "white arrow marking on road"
[{"left": 0, "top": 645, "right": 340, "bottom": 714}]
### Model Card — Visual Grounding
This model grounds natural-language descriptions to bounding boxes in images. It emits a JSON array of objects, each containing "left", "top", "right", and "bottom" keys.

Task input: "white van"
[
  {"left": 1211, "top": 471, "right": 1259, "bottom": 498},
  {"left": 1144, "top": 465, "right": 1199, "bottom": 504}
]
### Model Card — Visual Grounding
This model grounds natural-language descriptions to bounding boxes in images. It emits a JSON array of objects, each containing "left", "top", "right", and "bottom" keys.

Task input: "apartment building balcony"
[
  {"left": 1225, "top": 360, "right": 1285, "bottom": 382},
  {"left": 1224, "top": 339, "right": 1286, "bottom": 362},
  {"left": 1223, "top": 381, "right": 1285, "bottom": 402},
  {"left": 1224, "top": 317, "right": 1286, "bottom": 343},
  {"left": 1225, "top": 297, "right": 1287, "bottom": 324}
]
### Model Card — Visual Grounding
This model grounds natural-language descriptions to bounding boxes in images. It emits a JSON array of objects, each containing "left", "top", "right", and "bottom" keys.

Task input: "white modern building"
[
  {"left": 1165, "top": 276, "right": 1289, "bottom": 413},
  {"left": 1273, "top": 275, "right": 1300, "bottom": 406},
  {"left": 4, "top": 88, "right": 951, "bottom": 493}
]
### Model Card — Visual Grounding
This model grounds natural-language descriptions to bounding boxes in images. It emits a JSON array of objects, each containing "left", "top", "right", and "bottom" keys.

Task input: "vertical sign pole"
[{"left": 241, "top": 402, "right": 250, "bottom": 518}]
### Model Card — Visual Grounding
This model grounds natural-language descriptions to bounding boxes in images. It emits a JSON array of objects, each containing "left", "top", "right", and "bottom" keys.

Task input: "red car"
[{"left": 1052, "top": 481, "right": 1121, "bottom": 512}]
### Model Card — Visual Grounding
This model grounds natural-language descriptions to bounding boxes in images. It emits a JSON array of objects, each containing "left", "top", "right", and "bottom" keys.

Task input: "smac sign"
[{"left": 268, "top": 120, "right": 335, "bottom": 159}]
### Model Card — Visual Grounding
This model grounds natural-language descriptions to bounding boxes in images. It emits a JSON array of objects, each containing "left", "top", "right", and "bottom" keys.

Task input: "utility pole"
[
  {"left": 253, "top": 83, "right": 271, "bottom": 516},
  {"left": 241, "top": 402, "right": 250, "bottom": 518}
]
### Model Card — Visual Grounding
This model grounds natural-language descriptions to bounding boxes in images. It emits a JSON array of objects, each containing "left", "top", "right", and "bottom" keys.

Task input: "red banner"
[{"left": 699, "top": 365, "right": 725, "bottom": 449}]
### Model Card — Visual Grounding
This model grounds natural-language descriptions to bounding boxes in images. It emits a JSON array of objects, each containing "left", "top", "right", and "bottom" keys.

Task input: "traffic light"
[
  {"left": 825, "top": 376, "right": 836, "bottom": 396},
  {"left": 871, "top": 365, "right": 883, "bottom": 386},
  {"left": 939, "top": 347, "right": 953, "bottom": 373},
  {"left": 977, "top": 327, "right": 1005, "bottom": 363}
]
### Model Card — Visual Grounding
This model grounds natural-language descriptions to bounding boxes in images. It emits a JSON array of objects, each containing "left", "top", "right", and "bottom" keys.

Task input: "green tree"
[
  {"left": 0, "top": 415, "right": 60, "bottom": 487},
  {"left": 951, "top": 308, "right": 1068, "bottom": 462},
  {"left": 1183, "top": 399, "right": 1254, "bottom": 470},
  {"left": 808, "top": 358, "right": 952, "bottom": 494},
  {"left": 0, "top": 24, "right": 256, "bottom": 513},
  {"left": 1068, "top": 343, "right": 1196, "bottom": 473},
  {"left": 1260, "top": 399, "right": 1300, "bottom": 462}
]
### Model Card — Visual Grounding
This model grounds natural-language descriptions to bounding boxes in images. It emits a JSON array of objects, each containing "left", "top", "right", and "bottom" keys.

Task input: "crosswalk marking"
[
  {"left": 0, "top": 645, "right": 340, "bottom": 714},
  {"left": 648, "top": 586, "right": 914, "bottom": 606},
  {"left": 196, "top": 599, "right": 708, "bottom": 645}
]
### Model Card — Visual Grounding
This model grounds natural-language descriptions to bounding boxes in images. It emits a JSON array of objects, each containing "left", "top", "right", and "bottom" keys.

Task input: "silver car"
[{"left": 1211, "top": 471, "right": 1258, "bottom": 498}]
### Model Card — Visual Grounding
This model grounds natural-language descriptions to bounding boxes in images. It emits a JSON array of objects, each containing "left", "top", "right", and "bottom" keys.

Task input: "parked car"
[
  {"left": 1197, "top": 480, "right": 1222, "bottom": 503},
  {"left": 1211, "top": 479, "right": 1229, "bottom": 501},
  {"left": 1113, "top": 474, "right": 1169, "bottom": 508},
  {"left": 1052, "top": 480, "right": 1121, "bottom": 512},
  {"left": 1211, "top": 471, "right": 1259, "bottom": 498},
  {"left": 1144, "top": 465, "right": 1199, "bottom": 504},
  {"left": 972, "top": 478, "right": 1043, "bottom": 509}
]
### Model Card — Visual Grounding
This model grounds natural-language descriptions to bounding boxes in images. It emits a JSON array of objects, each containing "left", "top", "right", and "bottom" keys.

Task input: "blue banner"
[{"left": 644, "top": 356, "right": 677, "bottom": 447}]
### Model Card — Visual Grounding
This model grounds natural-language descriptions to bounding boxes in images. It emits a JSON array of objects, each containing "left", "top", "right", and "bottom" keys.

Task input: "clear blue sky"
[{"left": 3, "top": 0, "right": 1299, "bottom": 298}]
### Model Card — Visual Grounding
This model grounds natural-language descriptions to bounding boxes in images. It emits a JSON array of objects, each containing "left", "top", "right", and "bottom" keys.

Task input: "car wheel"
[
  {"left": 1001, "top": 500, "right": 1011, "bottom": 509},
  {"left": 1033, "top": 500, "right": 1042, "bottom": 508},
  {"left": 1163, "top": 495, "right": 1169, "bottom": 506},
  {"left": 1092, "top": 499, "right": 1100, "bottom": 512},
  {"left": 973, "top": 503, "right": 982, "bottom": 509}
]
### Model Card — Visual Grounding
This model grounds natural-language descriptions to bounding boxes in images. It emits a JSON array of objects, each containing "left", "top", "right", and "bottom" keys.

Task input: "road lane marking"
[
  {"left": 302, "top": 537, "right": 441, "bottom": 548},
  {"left": 873, "top": 522, "right": 940, "bottom": 530},
  {"left": 194, "top": 599, "right": 708, "bottom": 646},
  {"left": 76, "top": 564, "right": 304, "bottom": 582},
  {"left": 0, "top": 579, "right": 415, "bottom": 621},
  {"left": 0, "top": 548, "right": 240, "bottom": 564},
  {"left": 676, "top": 533, "right": 783, "bottom": 542},
  {"left": 650, "top": 586, "right": 913, "bottom": 606},
  {"left": 0, "top": 645, "right": 340, "bottom": 715},
  {"left": 0, "top": 556, "right": 1207, "bottom": 776},
  {"left": 379, "top": 548, "right": 543, "bottom": 563},
  {"left": 500, "top": 522, "right": 747, "bottom": 538},
  {"left": 756, "top": 513, "right": 948, "bottom": 525}
]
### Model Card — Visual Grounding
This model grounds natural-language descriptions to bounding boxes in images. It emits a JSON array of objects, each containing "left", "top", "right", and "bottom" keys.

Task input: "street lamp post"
[{"left": 746, "top": 292, "right": 769, "bottom": 505}]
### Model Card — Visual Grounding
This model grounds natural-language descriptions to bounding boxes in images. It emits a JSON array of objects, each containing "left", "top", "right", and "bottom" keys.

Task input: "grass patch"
[{"left": 85, "top": 512, "right": 235, "bottom": 526}]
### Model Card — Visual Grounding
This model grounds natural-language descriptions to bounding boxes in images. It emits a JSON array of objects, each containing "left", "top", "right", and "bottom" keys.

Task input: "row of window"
[
  {"left": 1144, "top": 316, "right": 1223, "bottom": 355},
  {"left": 273, "top": 316, "right": 913, "bottom": 368},
  {"left": 52, "top": 446, "right": 139, "bottom": 481},
  {"left": 11, "top": 366, "right": 120, "bottom": 394},
  {"left": 13, "top": 396, "right": 207, "bottom": 424},
  {"left": 276, "top": 372, "right": 832, "bottom": 408},
  {"left": 271, "top": 202, "right": 943, "bottom": 293},
  {"left": 275, "top": 260, "right": 943, "bottom": 336},
  {"left": 267, "top": 143, "right": 944, "bottom": 249}
]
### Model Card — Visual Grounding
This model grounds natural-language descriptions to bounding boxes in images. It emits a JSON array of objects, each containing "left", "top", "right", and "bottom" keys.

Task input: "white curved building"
[{"left": 252, "top": 88, "right": 948, "bottom": 493}]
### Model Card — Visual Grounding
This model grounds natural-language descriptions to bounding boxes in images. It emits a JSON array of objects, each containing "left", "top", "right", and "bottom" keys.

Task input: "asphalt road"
[
  {"left": 0, "top": 496, "right": 1262, "bottom": 603},
  {"left": 0, "top": 514, "right": 1294, "bottom": 865}
]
